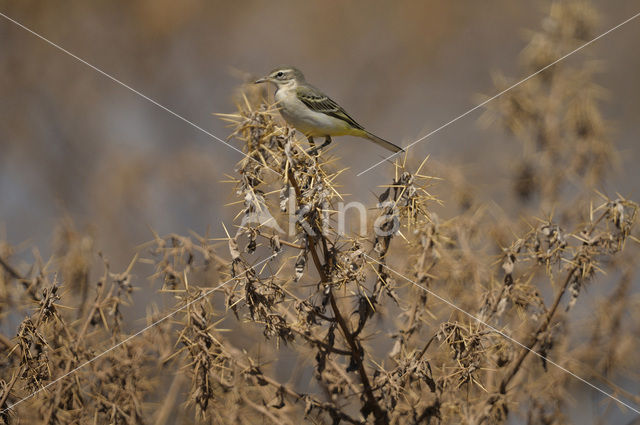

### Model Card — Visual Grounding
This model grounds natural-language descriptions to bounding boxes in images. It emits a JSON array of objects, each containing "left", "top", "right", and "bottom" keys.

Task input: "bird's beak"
[{"left": 254, "top": 76, "right": 268, "bottom": 84}]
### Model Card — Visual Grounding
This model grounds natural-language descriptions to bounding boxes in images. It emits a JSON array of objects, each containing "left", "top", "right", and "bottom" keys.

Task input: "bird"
[{"left": 254, "top": 66, "right": 403, "bottom": 155}]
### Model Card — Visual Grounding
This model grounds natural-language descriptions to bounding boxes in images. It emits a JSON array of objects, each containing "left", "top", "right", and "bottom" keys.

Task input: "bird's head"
[{"left": 254, "top": 66, "right": 305, "bottom": 87}]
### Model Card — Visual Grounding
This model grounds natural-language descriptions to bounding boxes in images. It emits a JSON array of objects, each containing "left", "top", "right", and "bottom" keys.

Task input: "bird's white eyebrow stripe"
[
  {"left": 0, "top": 11, "right": 281, "bottom": 175},
  {"left": 356, "top": 10, "right": 640, "bottom": 177},
  {"left": 0, "top": 8, "right": 637, "bottom": 418}
]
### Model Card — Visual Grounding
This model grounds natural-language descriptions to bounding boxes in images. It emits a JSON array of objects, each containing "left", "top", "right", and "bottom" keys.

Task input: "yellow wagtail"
[{"left": 255, "top": 66, "right": 403, "bottom": 154}]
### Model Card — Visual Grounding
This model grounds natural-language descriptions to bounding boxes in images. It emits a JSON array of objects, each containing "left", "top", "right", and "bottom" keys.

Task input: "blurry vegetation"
[{"left": 1, "top": 1, "right": 640, "bottom": 424}]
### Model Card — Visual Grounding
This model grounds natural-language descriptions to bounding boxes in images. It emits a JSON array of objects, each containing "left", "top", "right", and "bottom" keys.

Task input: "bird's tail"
[{"left": 363, "top": 131, "right": 404, "bottom": 153}]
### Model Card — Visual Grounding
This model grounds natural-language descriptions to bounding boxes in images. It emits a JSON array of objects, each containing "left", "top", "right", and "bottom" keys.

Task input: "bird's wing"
[{"left": 296, "top": 85, "right": 364, "bottom": 130}]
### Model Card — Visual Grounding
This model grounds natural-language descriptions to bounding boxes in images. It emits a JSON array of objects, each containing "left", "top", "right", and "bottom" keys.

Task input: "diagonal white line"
[
  {"left": 2, "top": 4, "right": 639, "bottom": 416},
  {"left": 363, "top": 253, "right": 640, "bottom": 414},
  {"left": 0, "top": 12, "right": 277, "bottom": 174},
  {"left": 0, "top": 253, "right": 276, "bottom": 414},
  {"left": 357, "top": 10, "right": 640, "bottom": 177}
]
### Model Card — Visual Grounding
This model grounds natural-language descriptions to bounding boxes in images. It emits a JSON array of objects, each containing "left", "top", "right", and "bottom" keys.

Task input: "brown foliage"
[{"left": 1, "top": 1, "right": 639, "bottom": 424}]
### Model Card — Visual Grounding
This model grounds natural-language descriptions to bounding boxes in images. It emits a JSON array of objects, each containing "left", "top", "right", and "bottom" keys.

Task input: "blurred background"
[
  {"left": 1, "top": 0, "right": 638, "bottom": 263},
  {"left": 0, "top": 2, "right": 639, "bottom": 422}
]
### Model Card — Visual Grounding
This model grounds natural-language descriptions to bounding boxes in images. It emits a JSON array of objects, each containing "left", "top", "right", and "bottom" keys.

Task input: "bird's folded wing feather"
[{"left": 296, "top": 86, "right": 364, "bottom": 130}]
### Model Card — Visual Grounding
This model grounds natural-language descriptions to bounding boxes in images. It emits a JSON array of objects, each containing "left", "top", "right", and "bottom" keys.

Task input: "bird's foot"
[
  {"left": 307, "top": 146, "right": 321, "bottom": 156},
  {"left": 306, "top": 136, "right": 331, "bottom": 156}
]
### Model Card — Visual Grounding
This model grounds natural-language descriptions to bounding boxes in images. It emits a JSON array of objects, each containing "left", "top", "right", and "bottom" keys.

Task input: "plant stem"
[{"left": 286, "top": 169, "right": 388, "bottom": 424}]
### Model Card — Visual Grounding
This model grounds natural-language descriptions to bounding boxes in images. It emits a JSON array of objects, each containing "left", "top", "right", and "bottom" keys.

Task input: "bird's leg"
[
  {"left": 319, "top": 136, "right": 332, "bottom": 150},
  {"left": 307, "top": 136, "right": 316, "bottom": 151},
  {"left": 308, "top": 136, "right": 332, "bottom": 156}
]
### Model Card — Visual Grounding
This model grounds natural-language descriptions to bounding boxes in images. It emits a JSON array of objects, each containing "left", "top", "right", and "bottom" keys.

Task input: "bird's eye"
[{"left": 276, "top": 71, "right": 284, "bottom": 78}]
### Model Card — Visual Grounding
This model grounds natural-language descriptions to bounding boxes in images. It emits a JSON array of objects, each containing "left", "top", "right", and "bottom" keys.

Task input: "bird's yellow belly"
[{"left": 277, "top": 93, "right": 353, "bottom": 137}]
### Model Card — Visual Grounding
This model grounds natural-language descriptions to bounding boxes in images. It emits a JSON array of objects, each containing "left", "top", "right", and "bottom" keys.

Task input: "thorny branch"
[{"left": 1, "top": 3, "right": 639, "bottom": 424}]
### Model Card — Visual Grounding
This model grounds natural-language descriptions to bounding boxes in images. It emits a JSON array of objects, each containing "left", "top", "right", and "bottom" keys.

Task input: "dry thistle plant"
[
  {"left": 481, "top": 0, "right": 615, "bottom": 208},
  {"left": 1, "top": 1, "right": 639, "bottom": 424},
  {"left": 203, "top": 65, "right": 638, "bottom": 423}
]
